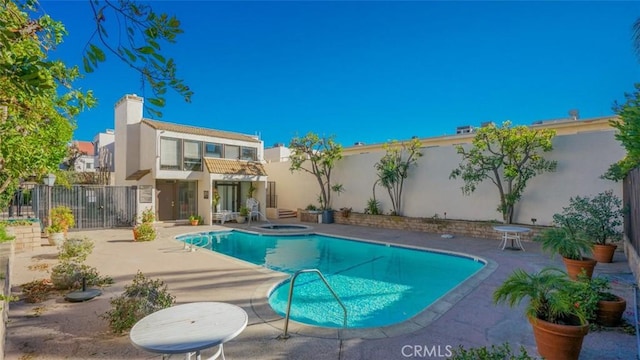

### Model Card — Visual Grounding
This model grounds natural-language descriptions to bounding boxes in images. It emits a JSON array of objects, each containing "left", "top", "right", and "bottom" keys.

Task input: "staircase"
[{"left": 277, "top": 209, "right": 297, "bottom": 219}]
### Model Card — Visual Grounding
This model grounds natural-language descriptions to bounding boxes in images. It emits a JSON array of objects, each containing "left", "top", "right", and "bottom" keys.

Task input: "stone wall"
[{"left": 334, "top": 211, "right": 545, "bottom": 242}]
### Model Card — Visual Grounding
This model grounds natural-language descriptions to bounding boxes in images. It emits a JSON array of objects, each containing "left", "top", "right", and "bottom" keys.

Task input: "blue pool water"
[{"left": 177, "top": 231, "right": 485, "bottom": 328}]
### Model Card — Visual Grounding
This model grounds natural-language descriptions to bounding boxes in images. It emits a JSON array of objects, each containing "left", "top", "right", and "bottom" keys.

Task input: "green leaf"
[
  {"left": 82, "top": 57, "right": 94, "bottom": 73},
  {"left": 89, "top": 44, "right": 106, "bottom": 62},
  {"left": 138, "top": 46, "right": 154, "bottom": 55},
  {"left": 147, "top": 97, "right": 165, "bottom": 107},
  {"left": 123, "top": 48, "right": 137, "bottom": 62}
]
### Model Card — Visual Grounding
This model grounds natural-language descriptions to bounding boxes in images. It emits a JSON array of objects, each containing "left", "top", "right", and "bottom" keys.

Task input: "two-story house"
[{"left": 114, "top": 94, "right": 267, "bottom": 224}]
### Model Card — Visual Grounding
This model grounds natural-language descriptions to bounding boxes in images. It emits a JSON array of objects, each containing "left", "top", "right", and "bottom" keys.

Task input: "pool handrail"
[{"left": 281, "top": 268, "right": 347, "bottom": 339}]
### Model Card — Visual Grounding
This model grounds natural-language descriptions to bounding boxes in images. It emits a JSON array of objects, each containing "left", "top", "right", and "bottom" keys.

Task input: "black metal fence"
[
  {"left": 2, "top": 184, "right": 137, "bottom": 230},
  {"left": 624, "top": 167, "right": 640, "bottom": 254}
]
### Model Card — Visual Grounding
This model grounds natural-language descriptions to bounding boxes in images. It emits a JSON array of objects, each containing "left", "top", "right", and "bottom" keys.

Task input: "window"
[
  {"left": 160, "top": 137, "right": 181, "bottom": 170},
  {"left": 241, "top": 147, "right": 257, "bottom": 161},
  {"left": 225, "top": 145, "right": 240, "bottom": 160},
  {"left": 183, "top": 140, "right": 202, "bottom": 171},
  {"left": 205, "top": 143, "right": 223, "bottom": 158}
]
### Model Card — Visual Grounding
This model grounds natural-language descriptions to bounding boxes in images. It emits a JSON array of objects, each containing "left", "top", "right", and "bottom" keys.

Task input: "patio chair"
[{"left": 246, "top": 198, "right": 261, "bottom": 222}]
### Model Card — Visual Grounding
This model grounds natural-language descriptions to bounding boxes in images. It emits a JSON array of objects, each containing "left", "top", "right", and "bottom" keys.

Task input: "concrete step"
[{"left": 277, "top": 209, "right": 297, "bottom": 218}]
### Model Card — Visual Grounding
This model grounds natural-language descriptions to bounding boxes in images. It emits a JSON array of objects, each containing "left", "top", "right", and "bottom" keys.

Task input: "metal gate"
[{"left": 33, "top": 185, "right": 138, "bottom": 230}]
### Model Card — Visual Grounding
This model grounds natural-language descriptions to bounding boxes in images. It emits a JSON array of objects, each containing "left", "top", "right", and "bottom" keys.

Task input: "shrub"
[
  {"left": 140, "top": 208, "right": 155, "bottom": 224},
  {"left": 0, "top": 223, "right": 14, "bottom": 243},
  {"left": 450, "top": 343, "right": 535, "bottom": 360},
  {"left": 50, "top": 262, "right": 113, "bottom": 290},
  {"left": 58, "top": 237, "right": 94, "bottom": 262},
  {"left": 103, "top": 271, "right": 175, "bottom": 334},
  {"left": 365, "top": 198, "right": 381, "bottom": 215},
  {"left": 49, "top": 206, "right": 75, "bottom": 232},
  {"left": 135, "top": 222, "right": 156, "bottom": 241}
]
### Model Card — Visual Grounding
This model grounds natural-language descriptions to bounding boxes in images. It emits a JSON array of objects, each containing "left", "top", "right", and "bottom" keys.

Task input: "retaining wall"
[{"left": 333, "top": 211, "right": 545, "bottom": 242}]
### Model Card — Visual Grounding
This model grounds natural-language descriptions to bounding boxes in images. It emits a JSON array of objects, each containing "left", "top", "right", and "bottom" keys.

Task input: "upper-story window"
[
  {"left": 160, "top": 137, "right": 181, "bottom": 170},
  {"left": 241, "top": 147, "right": 257, "bottom": 161},
  {"left": 224, "top": 145, "right": 240, "bottom": 160},
  {"left": 205, "top": 143, "right": 223, "bottom": 158},
  {"left": 160, "top": 137, "right": 203, "bottom": 172},
  {"left": 183, "top": 140, "right": 202, "bottom": 171}
]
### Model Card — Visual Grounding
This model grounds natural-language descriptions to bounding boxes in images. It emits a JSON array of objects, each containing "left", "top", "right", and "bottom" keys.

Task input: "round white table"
[
  {"left": 130, "top": 302, "right": 248, "bottom": 360},
  {"left": 493, "top": 225, "right": 531, "bottom": 251}
]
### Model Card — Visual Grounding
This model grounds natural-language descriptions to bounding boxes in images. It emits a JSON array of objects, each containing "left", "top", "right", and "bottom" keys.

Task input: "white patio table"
[
  {"left": 130, "top": 302, "right": 248, "bottom": 360},
  {"left": 493, "top": 225, "right": 531, "bottom": 251}
]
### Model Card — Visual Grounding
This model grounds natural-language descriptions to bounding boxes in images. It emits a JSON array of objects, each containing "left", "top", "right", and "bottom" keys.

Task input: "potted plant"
[
  {"left": 535, "top": 201, "right": 596, "bottom": 280},
  {"left": 134, "top": 207, "right": 156, "bottom": 241},
  {"left": 50, "top": 205, "right": 75, "bottom": 234},
  {"left": 47, "top": 206, "right": 75, "bottom": 246},
  {"left": 493, "top": 267, "right": 589, "bottom": 360},
  {"left": 572, "top": 275, "right": 627, "bottom": 327},
  {"left": 212, "top": 189, "right": 221, "bottom": 213},
  {"left": 565, "top": 191, "right": 623, "bottom": 263},
  {"left": 189, "top": 214, "right": 200, "bottom": 226},
  {"left": 236, "top": 206, "right": 248, "bottom": 224},
  {"left": 46, "top": 223, "right": 65, "bottom": 246},
  {"left": 135, "top": 222, "right": 156, "bottom": 241}
]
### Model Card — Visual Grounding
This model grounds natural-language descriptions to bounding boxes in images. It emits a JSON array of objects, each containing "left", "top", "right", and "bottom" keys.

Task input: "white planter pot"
[{"left": 48, "top": 232, "right": 64, "bottom": 247}]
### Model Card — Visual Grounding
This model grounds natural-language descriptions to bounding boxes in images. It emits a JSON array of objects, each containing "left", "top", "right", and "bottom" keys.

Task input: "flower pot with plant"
[
  {"left": 189, "top": 214, "right": 202, "bottom": 226},
  {"left": 236, "top": 206, "right": 248, "bottom": 224},
  {"left": 46, "top": 206, "right": 75, "bottom": 245},
  {"left": 134, "top": 222, "right": 156, "bottom": 241},
  {"left": 565, "top": 190, "right": 623, "bottom": 263},
  {"left": 572, "top": 274, "right": 627, "bottom": 327},
  {"left": 535, "top": 200, "right": 596, "bottom": 280},
  {"left": 493, "top": 267, "right": 589, "bottom": 360}
]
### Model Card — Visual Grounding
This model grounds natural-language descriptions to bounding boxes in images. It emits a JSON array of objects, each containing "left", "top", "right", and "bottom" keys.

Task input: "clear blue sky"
[{"left": 42, "top": 1, "right": 640, "bottom": 148}]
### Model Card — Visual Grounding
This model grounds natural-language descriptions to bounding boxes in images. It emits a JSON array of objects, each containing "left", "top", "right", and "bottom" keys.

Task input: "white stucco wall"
[{"left": 264, "top": 130, "right": 624, "bottom": 226}]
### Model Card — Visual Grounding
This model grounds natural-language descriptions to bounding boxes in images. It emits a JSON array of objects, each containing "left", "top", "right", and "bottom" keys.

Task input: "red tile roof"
[{"left": 74, "top": 141, "right": 95, "bottom": 156}]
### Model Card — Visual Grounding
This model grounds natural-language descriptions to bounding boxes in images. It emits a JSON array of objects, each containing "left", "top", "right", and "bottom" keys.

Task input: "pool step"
[{"left": 277, "top": 209, "right": 297, "bottom": 219}]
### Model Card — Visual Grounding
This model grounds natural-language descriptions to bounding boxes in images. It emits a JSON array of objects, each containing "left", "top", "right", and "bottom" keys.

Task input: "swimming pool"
[{"left": 176, "top": 231, "right": 485, "bottom": 329}]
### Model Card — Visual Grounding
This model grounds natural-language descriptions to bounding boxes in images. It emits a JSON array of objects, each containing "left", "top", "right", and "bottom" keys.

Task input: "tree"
[
  {"left": 0, "top": 0, "right": 190, "bottom": 208},
  {"left": 373, "top": 138, "right": 423, "bottom": 216},
  {"left": 603, "top": 84, "right": 640, "bottom": 181},
  {"left": 449, "top": 121, "right": 557, "bottom": 224},
  {"left": 289, "top": 133, "right": 343, "bottom": 210},
  {"left": 0, "top": 0, "right": 94, "bottom": 208}
]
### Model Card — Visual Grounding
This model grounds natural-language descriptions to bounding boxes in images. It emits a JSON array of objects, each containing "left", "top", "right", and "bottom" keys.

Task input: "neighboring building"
[
  {"left": 113, "top": 94, "right": 268, "bottom": 224},
  {"left": 264, "top": 143, "right": 291, "bottom": 163},
  {"left": 68, "top": 140, "right": 96, "bottom": 172},
  {"left": 93, "top": 129, "right": 115, "bottom": 172}
]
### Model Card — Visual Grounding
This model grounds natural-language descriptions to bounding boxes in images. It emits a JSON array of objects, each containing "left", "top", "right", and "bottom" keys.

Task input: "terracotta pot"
[
  {"left": 190, "top": 220, "right": 199, "bottom": 226},
  {"left": 596, "top": 296, "right": 627, "bottom": 327},
  {"left": 562, "top": 257, "right": 597, "bottom": 280},
  {"left": 529, "top": 317, "right": 589, "bottom": 360},
  {"left": 592, "top": 244, "right": 617, "bottom": 263},
  {"left": 132, "top": 228, "right": 138, "bottom": 241}
]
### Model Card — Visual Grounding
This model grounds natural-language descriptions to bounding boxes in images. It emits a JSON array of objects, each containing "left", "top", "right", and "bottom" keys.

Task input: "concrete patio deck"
[{"left": 5, "top": 220, "right": 638, "bottom": 359}]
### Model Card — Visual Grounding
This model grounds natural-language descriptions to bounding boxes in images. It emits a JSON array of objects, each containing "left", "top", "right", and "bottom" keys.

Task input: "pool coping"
[{"left": 174, "top": 229, "right": 498, "bottom": 340}]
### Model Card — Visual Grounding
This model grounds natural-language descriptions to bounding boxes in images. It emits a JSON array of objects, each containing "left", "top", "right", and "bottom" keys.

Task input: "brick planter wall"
[
  {"left": 334, "top": 212, "right": 545, "bottom": 242},
  {"left": 6, "top": 222, "right": 42, "bottom": 253}
]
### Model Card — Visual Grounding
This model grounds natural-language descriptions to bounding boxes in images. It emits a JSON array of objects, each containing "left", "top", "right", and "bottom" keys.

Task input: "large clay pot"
[
  {"left": 592, "top": 244, "right": 617, "bottom": 263},
  {"left": 596, "top": 296, "right": 627, "bottom": 327},
  {"left": 529, "top": 317, "right": 589, "bottom": 360},
  {"left": 562, "top": 257, "right": 597, "bottom": 280}
]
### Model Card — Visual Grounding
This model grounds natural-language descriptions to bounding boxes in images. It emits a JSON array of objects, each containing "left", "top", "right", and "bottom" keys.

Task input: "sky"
[{"left": 40, "top": 1, "right": 640, "bottom": 148}]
